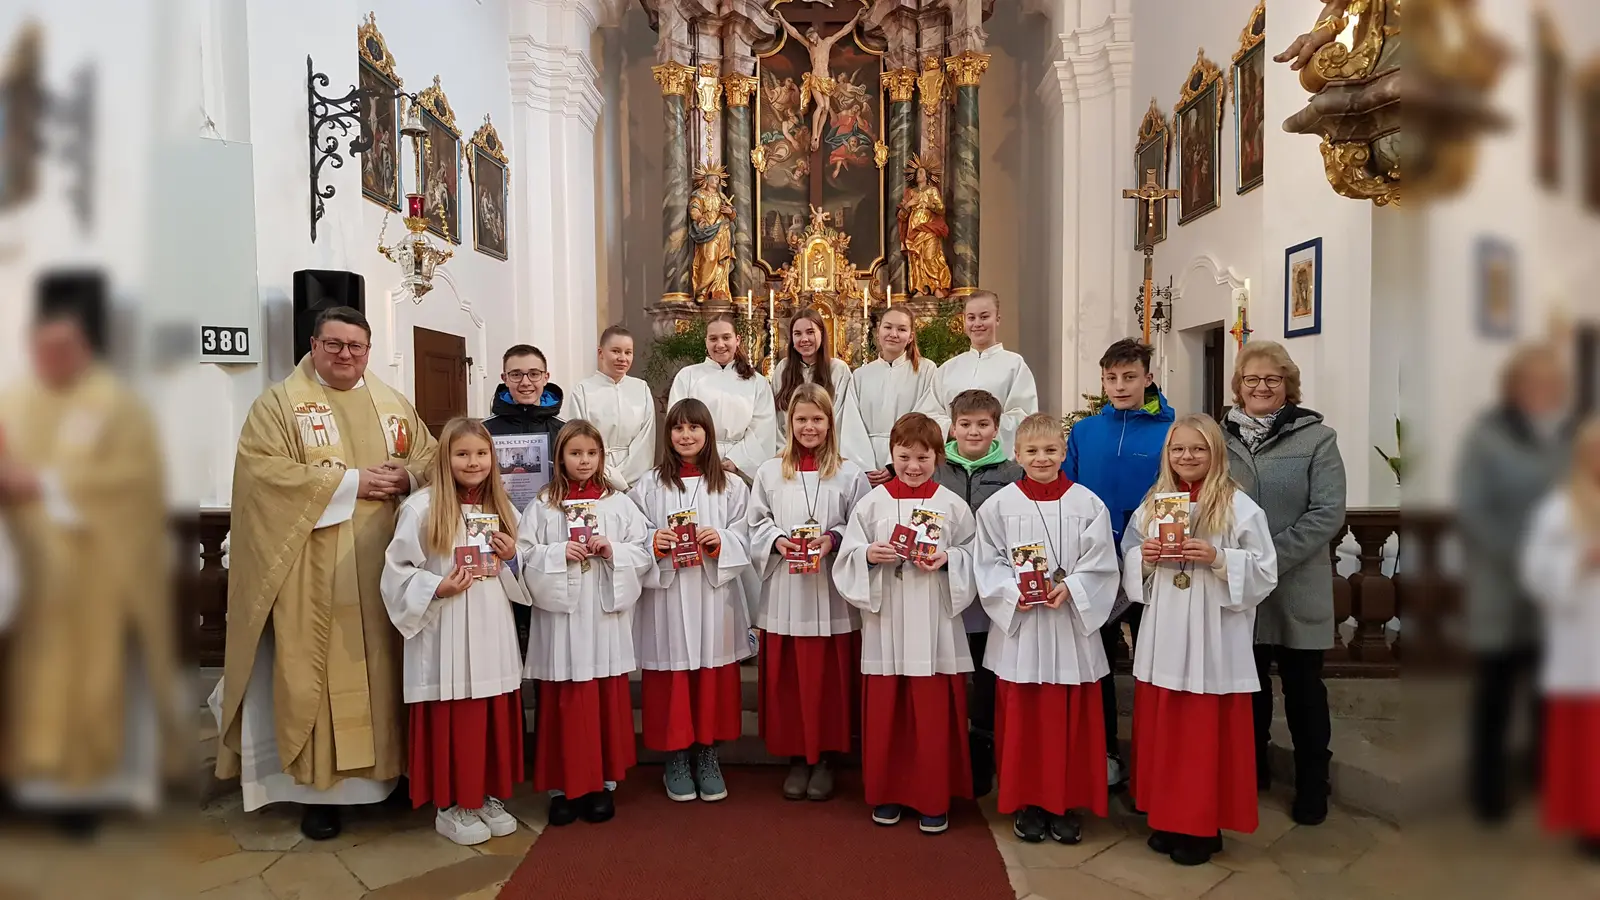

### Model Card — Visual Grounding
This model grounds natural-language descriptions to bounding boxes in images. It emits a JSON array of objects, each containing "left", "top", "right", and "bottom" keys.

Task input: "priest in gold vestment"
[{"left": 211, "top": 307, "right": 437, "bottom": 840}]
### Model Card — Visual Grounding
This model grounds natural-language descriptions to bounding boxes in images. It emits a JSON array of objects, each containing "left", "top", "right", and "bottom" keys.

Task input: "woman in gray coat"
[{"left": 1223, "top": 341, "right": 1347, "bottom": 827}]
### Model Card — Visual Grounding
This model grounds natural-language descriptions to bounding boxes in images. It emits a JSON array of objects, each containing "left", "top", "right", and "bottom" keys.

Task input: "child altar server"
[
  {"left": 629, "top": 398, "right": 752, "bottom": 803},
  {"left": 1122, "top": 414, "right": 1278, "bottom": 866},
  {"left": 974, "top": 413, "right": 1120, "bottom": 845},
  {"left": 747, "top": 384, "right": 871, "bottom": 801},
  {"left": 519, "top": 420, "right": 654, "bottom": 827},
  {"left": 1520, "top": 418, "right": 1600, "bottom": 860},
  {"left": 382, "top": 418, "right": 527, "bottom": 846},
  {"left": 854, "top": 303, "right": 947, "bottom": 487},
  {"left": 835, "top": 412, "right": 978, "bottom": 834}
]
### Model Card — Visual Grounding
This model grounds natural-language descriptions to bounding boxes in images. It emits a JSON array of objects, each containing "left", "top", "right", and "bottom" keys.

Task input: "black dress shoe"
[
  {"left": 1580, "top": 838, "right": 1600, "bottom": 861},
  {"left": 300, "top": 805, "right": 342, "bottom": 841},
  {"left": 1048, "top": 812, "right": 1082, "bottom": 845},
  {"left": 1168, "top": 833, "right": 1215, "bottom": 867},
  {"left": 1147, "top": 830, "right": 1176, "bottom": 855},
  {"left": 969, "top": 734, "right": 995, "bottom": 798},
  {"left": 1012, "top": 806, "right": 1047, "bottom": 843},
  {"left": 1291, "top": 789, "right": 1329, "bottom": 826},
  {"left": 53, "top": 811, "right": 102, "bottom": 841},
  {"left": 581, "top": 789, "right": 615, "bottom": 823},
  {"left": 547, "top": 794, "right": 579, "bottom": 827}
]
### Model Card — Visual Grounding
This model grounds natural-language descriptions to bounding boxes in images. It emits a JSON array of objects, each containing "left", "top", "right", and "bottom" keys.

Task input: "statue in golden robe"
[
  {"left": 897, "top": 155, "right": 951, "bottom": 296},
  {"left": 689, "top": 165, "right": 736, "bottom": 303}
]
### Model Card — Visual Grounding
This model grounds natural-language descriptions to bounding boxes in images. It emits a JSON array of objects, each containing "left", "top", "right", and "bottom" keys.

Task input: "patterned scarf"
[{"left": 1227, "top": 405, "right": 1281, "bottom": 452}]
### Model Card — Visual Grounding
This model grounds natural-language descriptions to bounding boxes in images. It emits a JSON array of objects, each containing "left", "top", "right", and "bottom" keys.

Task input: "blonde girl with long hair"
[
  {"left": 854, "top": 303, "right": 946, "bottom": 486},
  {"left": 746, "top": 383, "right": 872, "bottom": 800},
  {"left": 381, "top": 417, "right": 527, "bottom": 846},
  {"left": 1120, "top": 413, "right": 1278, "bottom": 866}
]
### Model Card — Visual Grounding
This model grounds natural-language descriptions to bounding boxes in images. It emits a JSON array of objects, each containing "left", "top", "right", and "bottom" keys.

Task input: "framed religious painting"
[
  {"left": 468, "top": 115, "right": 509, "bottom": 261},
  {"left": 0, "top": 22, "right": 41, "bottom": 213},
  {"left": 1284, "top": 238, "right": 1322, "bottom": 338},
  {"left": 356, "top": 13, "right": 402, "bottom": 211},
  {"left": 416, "top": 76, "right": 462, "bottom": 244},
  {"left": 1231, "top": 2, "right": 1266, "bottom": 195},
  {"left": 1133, "top": 98, "right": 1171, "bottom": 250},
  {"left": 1535, "top": 11, "right": 1563, "bottom": 190},
  {"left": 1583, "top": 65, "right": 1600, "bottom": 213},
  {"left": 1175, "top": 50, "right": 1224, "bottom": 225},
  {"left": 1476, "top": 236, "right": 1516, "bottom": 339}
]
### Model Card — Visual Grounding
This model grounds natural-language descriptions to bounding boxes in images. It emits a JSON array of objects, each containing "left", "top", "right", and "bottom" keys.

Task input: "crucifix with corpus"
[
  {"left": 772, "top": 0, "right": 873, "bottom": 210},
  {"left": 1123, "top": 167, "right": 1180, "bottom": 344}
]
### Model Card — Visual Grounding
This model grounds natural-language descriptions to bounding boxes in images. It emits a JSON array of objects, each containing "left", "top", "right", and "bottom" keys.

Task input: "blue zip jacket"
[{"left": 1061, "top": 387, "right": 1175, "bottom": 547}]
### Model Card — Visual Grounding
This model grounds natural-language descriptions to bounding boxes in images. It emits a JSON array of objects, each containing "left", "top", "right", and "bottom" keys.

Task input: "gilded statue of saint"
[
  {"left": 897, "top": 155, "right": 951, "bottom": 296},
  {"left": 689, "top": 165, "right": 736, "bottom": 302}
]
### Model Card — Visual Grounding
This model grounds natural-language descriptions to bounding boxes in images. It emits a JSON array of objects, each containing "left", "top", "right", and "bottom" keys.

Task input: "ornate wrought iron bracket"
[
  {"left": 306, "top": 55, "right": 375, "bottom": 243},
  {"left": 1133, "top": 276, "right": 1176, "bottom": 335}
]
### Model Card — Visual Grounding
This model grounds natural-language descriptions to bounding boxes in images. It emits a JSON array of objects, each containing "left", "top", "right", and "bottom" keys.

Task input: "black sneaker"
[
  {"left": 580, "top": 789, "right": 615, "bottom": 823},
  {"left": 547, "top": 794, "right": 579, "bottom": 827},
  {"left": 1048, "top": 811, "right": 1082, "bottom": 845},
  {"left": 1147, "top": 830, "right": 1176, "bottom": 855},
  {"left": 1291, "top": 789, "right": 1329, "bottom": 826},
  {"left": 1012, "top": 806, "right": 1047, "bottom": 843},
  {"left": 1168, "top": 833, "right": 1216, "bottom": 867}
]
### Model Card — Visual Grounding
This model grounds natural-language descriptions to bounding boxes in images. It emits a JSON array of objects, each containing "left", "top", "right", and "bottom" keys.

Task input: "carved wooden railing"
[{"left": 181, "top": 510, "right": 232, "bottom": 668}]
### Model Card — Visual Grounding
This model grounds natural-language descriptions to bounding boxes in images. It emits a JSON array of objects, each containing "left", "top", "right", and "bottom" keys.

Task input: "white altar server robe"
[
  {"left": 629, "top": 471, "right": 753, "bottom": 670},
  {"left": 974, "top": 482, "right": 1120, "bottom": 686},
  {"left": 518, "top": 492, "right": 653, "bottom": 682},
  {"left": 381, "top": 493, "right": 529, "bottom": 703},
  {"left": 936, "top": 344, "right": 1040, "bottom": 455},
  {"left": 747, "top": 457, "right": 871, "bottom": 636},
  {"left": 770, "top": 358, "right": 875, "bottom": 468},
  {"left": 562, "top": 372, "right": 658, "bottom": 491},
  {"left": 854, "top": 356, "right": 947, "bottom": 471},
  {"left": 1520, "top": 493, "right": 1600, "bottom": 694},
  {"left": 1120, "top": 492, "right": 1279, "bottom": 694},
  {"left": 669, "top": 359, "right": 779, "bottom": 479},
  {"left": 833, "top": 484, "right": 977, "bottom": 676}
]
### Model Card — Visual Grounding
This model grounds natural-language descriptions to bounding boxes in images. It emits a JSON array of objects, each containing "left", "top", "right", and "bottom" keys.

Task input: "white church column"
[{"left": 508, "top": 0, "right": 625, "bottom": 385}]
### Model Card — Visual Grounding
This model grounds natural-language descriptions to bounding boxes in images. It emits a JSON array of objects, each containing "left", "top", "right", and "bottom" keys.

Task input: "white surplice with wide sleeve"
[
  {"left": 935, "top": 344, "right": 1040, "bottom": 456},
  {"left": 381, "top": 492, "right": 529, "bottom": 703},
  {"left": 517, "top": 492, "right": 654, "bottom": 682},
  {"left": 747, "top": 458, "right": 872, "bottom": 636},
  {"left": 833, "top": 484, "right": 978, "bottom": 676},
  {"left": 1120, "top": 492, "right": 1279, "bottom": 694},
  {"left": 854, "top": 356, "right": 946, "bottom": 471},
  {"left": 1519, "top": 493, "right": 1600, "bottom": 694},
  {"left": 770, "top": 358, "right": 875, "bottom": 468},
  {"left": 974, "top": 482, "right": 1120, "bottom": 685},
  {"left": 562, "top": 372, "right": 658, "bottom": 491},
  {"left": 629, "top": 471, "right": 753, "bottom": 670},
  {"left": 669, "top": 359, "right": 779, "bottom": 479}
]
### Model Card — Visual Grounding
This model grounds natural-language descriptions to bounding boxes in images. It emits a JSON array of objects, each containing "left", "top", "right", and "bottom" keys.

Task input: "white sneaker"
[
  {"left": 1107, "top": 755, "right": 1127, "bottom": 788},
  {"left": 435, "top": 805, "right": 491, "bottom": 846},
  {"left": 476, "top": 797, "right": 518, "bottom": 837}
]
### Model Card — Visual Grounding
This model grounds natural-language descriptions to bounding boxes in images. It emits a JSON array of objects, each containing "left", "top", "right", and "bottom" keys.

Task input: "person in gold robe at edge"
[
  {"left": 211, "top": 306, "right": 437, "bottom": 841},
  {"left": 0, "top": 272, "right": 184, "bottom": 836},
  {"left": 690, "top": 164, "right": 736, "bottom": 302}
]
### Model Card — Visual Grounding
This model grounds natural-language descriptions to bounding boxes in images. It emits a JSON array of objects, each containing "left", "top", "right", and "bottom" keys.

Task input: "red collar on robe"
[
  {"left": 1018, "top": 474, "right": 1073, "bottom": 502},
  {"left": 1179, "top": 480, "right": 1203, "bottom": 502},
  {"left": 678, "top": 461, "right": 703, "bottom": 478},
  {"left": 796, "top": 450, "right": 819, "bottom": 472},
  {"left": 457, "top": 482, "right": 487, "bottom": 505},
  {"left": 884, "top": 476, "right": 939, "bottom": 500},
  {"left": 567, "top": 479, "right": 604, "bottom": 500}
]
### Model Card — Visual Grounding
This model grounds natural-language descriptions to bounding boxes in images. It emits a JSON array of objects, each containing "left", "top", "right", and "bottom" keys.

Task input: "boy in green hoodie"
[{"left": 935, "top": 389, "right": 1025, "bottom": 797}]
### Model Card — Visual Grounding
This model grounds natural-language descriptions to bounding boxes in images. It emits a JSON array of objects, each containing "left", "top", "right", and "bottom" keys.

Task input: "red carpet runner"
[{"left": 500, "top": 766, "right": 1013, "bottom": 900}]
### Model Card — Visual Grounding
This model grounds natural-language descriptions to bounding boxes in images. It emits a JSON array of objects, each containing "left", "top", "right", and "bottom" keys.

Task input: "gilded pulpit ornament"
[
  {"left": 695, "top": 64, "right": 723, "bottom": 124},
  {"left": 779, "top": 4, "right": 865, "bottom": 152},
  {"left": 944, "top": 51, "right": 991, "bottom": 88},
  {"left": 689, "top": 164, "right": 736, "bottom": 302},
  {"left": 917, "top": 56, "right": 948, "bottom": 117},
  {"left": 652, "top": 61, "right": 696, "bottom": 97},
  {"left": 897, "top": 155, "right": 951, "bottom": 296}
]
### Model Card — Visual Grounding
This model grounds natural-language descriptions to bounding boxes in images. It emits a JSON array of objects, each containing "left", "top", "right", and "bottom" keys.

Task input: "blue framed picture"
[
  {"left": 1477, "top": 236, "right": 1516, "bottom": 339},
  {"left": 1283, "top": 238, "right": 1322, "bottom": 338}
]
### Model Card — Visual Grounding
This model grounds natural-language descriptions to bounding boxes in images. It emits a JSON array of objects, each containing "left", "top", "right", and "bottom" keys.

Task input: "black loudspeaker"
[{"left": 293, "top": 269, "right": 365, "bottom": 356}]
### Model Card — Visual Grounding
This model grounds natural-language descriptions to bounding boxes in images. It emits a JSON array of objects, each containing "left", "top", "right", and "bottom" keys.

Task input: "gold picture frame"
[
  {"left": 1175, "top": 50, "right": 1225, "bottom": 225},
  {"left": 416, "top": 76, "right": 462, "bottom": 244},
  {"left": 1133, "top": 98, "right": 1171, "bottom": 250},
  {"left": 357, "top": 12, "right": 403, "bottom": 211},
  {"left": 468, "top": 115, "right": 510, "bottom": 261},
  {"left": 1231, "top": 1, "right": 1266, "bottom": 195}
]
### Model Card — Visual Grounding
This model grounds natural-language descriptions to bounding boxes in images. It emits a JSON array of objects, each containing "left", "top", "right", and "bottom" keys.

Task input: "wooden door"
[
  {"left": 413, "top": 326, "right": 467, "bottom": 437},
  {"left": 1202, "top": 325, "right": 1225, "bottom": 421}
]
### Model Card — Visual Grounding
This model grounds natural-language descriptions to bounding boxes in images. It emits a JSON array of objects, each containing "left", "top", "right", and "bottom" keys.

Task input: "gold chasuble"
[{"left": 215, "top": 357, "right": 435, "bottom": 790}]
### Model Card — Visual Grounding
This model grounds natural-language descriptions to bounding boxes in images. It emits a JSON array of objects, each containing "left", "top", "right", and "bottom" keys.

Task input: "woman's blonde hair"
[
  {"left": 781, "top": 383, "right": 843, "bottom": 480},
  {"left": 1231, "top": 340, "right": 1302, "bottom": 407},
  {"left": 1139, "top": 413, "right": 1238, "bottom": 539},
  {"left": 425, "top": 417, "right": 520, "bottom": 558},
  {"left": 1567, "top": 418, "right": 1600, "bottom": 535},
  {"left": 1015, "top": 412, "right": 1066, "bottom": 450}
]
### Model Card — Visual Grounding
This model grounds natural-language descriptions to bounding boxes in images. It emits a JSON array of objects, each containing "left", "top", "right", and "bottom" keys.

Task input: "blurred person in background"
[
  {"left": 1222, "top": 341, "right": 1347, "bottom": 826},
  {"left": 0, "top": 273, "right": 183, "bottom": 835},
  {"left": 211, "top": 307, "right": 438, "bottom": 841},
  {"left": 1520, "top": 418, "right": 1600, "bottom": 860},
  {"left": 1456, "top": 343, "right": 1574, "bottom": 824}
]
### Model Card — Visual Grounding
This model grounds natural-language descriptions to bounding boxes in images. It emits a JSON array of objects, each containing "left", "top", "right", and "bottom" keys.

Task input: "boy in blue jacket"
[{"left": 1061, "top": 338, "right": 1174, "bottom": 796}]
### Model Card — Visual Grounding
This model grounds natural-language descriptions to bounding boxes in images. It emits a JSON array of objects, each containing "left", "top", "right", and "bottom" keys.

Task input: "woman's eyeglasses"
[{"left": 1241, "top": 375, "right": 1284, "bottom": 389}]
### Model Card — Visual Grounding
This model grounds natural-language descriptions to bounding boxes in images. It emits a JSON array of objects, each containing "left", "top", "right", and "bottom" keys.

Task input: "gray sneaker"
[
  {"left": 805, "top": 759, "right": 834, "bottom": 801},
  {"left": 664, "top": 749, "right": 696, "bottom": 802},
  {"left": 696, "top": 744, "right": 728, "bottom": 802}
]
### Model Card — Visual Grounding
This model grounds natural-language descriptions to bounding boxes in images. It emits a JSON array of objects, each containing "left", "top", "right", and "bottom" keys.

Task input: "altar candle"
[
  {"left": 746, "top": 289, "right": 753, "bottom": 319},
  {"left": 768, "top": 289, "right": 774, "bottom": 322},
  {"left": 862, "top": 285, "right": 869, "bottom": 321}
]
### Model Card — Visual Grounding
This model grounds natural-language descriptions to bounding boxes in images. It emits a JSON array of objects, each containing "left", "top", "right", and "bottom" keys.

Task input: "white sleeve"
[
  {"left": 746, "top": 468, "right": 787, "bottom": 582},
  {"left": 833, "top": 373, "right": 877, "bottom": 471},
  {"left": 728, "top": 378, "right": 779, "bottom": 478},
  {"left": 668, "top": 369, "right": 691, "bottom": 409},
  {"left": 558, "top": 381, "right": 584, "bottom": 423},
  {"left": 1521, "top": 495, "right": 1586, "bottom": 614},
  {"left": 1218, "top": 501, "right": 1280, "bottom": 612},
  {"left": 1120, "top": 511, "right": 1151, "bottom": 606},
  {"left": 618, "top": 387, "right": 658, "bottom": 490},
  {"left": 1064, "top": 500, "right": 1121, "bottom": 636},
  {"left": 598, "top": 498, "right": 655, "bottom": 614},
  {"left": 940, "top": 501, "right": 979, "bottom": 619},
  {"left": 518, "top": 503, "right": 580, "bottom": 614},
  {"left": 832, "top": 500, "right": 881, "bottom": 614},
  {"left": 704, "top": 478, "right": 751, "bottom": 589},
  {"left": 379, "top": 503, "right": 445, "bottom": 640},
  {"left": 37, "top": 470, "right": 82, "bottom": 527},
  {"left": 974, "top": 499, "right": 1024, "bottom": 636},
  {"left": 999, "top": 360, "right": 1040, "bottom": 455},
  {"left": 315, "top": 469, "right": 360, "bottom": 529}
]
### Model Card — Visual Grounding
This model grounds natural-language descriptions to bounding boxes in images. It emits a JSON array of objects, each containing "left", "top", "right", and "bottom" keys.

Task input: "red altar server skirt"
[
  {"left": 995, "top": 680, "right": 1108, "bottom": 817},
  {"left": 1543, "top": 695, "right": 1600, "bottom": 838},
  {"left": 640, "top": 664, "right": 743, "bottom": 751},
  {"left": 1132, "top": 681, "right": 1258, "bottom": 837},
  {"left": 861, "top": 674, "right": 972, "bottom": 815},
  {"left": 759, "top": 631, "right": 860, "bottom": 763},
  {"left": 408, "top": 690, "right": 525, "bottom": 810},
  {"left": 532, "top": 677, "right": 637, "bottom": 797}
]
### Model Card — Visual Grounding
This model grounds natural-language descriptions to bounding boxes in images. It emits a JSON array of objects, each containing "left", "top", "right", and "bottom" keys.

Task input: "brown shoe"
[
  {"left": 783, "top": 762, "right": 810, "bottom": 800},
  {"left": 806, "top": 759, "right": 834, "bottom": 801}
]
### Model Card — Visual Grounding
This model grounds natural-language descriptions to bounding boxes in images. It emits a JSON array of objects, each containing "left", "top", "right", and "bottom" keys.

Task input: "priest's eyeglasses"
[
  {"left": 1241, "top": 375, "right": 1284, "bottom": 388},
  {"left": 318, "top": 339, "right": 371, "bottom": 357},
  {"left": 504, "top": 369, "right": 547, "bottom": 383}
]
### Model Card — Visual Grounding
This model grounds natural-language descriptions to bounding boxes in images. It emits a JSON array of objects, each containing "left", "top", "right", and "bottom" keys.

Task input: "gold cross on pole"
[{"left": 1123, "top": 167, "right": 1179, "bottom": 343}]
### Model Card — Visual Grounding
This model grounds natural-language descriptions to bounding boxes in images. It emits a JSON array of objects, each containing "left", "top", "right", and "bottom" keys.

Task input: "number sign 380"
[{"left": 201, "top": 325, "right": 251, "bottom": 357}]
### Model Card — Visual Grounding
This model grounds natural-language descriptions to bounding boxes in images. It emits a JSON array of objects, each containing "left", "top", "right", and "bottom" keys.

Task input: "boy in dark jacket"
[
  {"left": 935, "top": 389, "right": 1024, "bottom": 798},
  {"left": 1061, "top": 338, "right": 1174, "bottom": 797}
]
